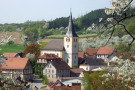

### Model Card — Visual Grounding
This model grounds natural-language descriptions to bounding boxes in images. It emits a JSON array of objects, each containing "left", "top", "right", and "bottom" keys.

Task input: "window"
[
  {"left": 74, "top": 39, "right": 75, "bottom": 42},
  {"left": 67, "top": 45, "right": 69, "bottom": 48},
  {"left": 74, "top": 60, "right": 76, "bottom": 64},
  {"left": 46, "top": 69, "right": 47, "bottom": 73},
  {"left": 52, "top": 70, "right": 54, "bottom": 73},
  {"left": 75, "top": 45, "right": 76, "bottom": 48},
  {"left": 76, "top": 39, "right": 77, "bottom": 42},
  {"left": 75, "top": 56, "right": 76, "bottom": 59},
  {"left": 66, "top": 38, "right": 70, "bottom": 42},
  {"left": 49, "top": 69, "right": 50, "bottom": 73},
  {"left": 67, "top": 59, "right": 69, "bottom": 63},
  {"left": 50, "top": 65, "right": 51, "bottom": 68},
  {"left": 52, "top": 75, "right": 53, "bottom": 78},
  {"left": 86, "top": 67, "right": 88, "bottom": 70}
]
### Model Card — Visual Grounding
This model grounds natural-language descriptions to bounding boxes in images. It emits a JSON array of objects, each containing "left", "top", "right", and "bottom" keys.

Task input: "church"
[{"left": 40, "top": 12, "right": 78, "bottom": 67}]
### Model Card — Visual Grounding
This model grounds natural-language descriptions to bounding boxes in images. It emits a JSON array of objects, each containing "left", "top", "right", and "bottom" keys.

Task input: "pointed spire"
[{"left": 65, "top": 11, "right": 78, "bottom": 37}]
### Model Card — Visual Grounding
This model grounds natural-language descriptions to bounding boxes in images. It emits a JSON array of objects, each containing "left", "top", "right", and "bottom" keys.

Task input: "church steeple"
[{"left": 65, "top": 11, "right": 78, "bottom": 37}]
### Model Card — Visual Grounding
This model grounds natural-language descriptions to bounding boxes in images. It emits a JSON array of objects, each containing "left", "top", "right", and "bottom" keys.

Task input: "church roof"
[
  {"left": 65, "top": 12, "right": 78, "bottom": 37},
  {"left": 41, "top": 40, "right": 64, "bottom": 51}
]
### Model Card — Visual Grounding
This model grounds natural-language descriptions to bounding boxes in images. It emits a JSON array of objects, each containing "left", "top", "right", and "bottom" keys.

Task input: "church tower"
[{"left": 64, "top": 12, "right": 78, "bottom": 67}]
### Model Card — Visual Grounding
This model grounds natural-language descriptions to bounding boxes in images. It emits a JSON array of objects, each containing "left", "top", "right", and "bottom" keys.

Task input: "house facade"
[
  {"left": 96, "top": 47, "right": 116, "bottom": 60},
  {"left": 41, "top": 12, "right": 78, "bottom": 67},
  {"left": 43, "top": 60, "right": 70, "bottom": 81},
  {"left": 37, "top": 54, "right": 62, "bottom": 63},
  {"left": 1, "top": 58, "right": 33, "bottom": 81}
]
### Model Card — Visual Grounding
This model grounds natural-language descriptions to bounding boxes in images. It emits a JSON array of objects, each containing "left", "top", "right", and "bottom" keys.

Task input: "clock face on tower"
[{"left": 66, "top": 37, "right": 70, "bottom": 42}]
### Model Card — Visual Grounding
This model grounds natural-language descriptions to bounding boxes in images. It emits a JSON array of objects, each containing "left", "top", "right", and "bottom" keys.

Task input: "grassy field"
[{"left": 0, "top": 44, "right": 25, "bottom": 54}]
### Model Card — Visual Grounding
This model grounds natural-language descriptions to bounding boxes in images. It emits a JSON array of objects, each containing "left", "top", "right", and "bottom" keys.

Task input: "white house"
[
  {"left": 41, "top": 12, "right": 78, "bottom": 68},
  {"left": 96, "top": 47, "right": 116, "bottom": 60},
  {"left": 43, "top": 60, "right": 70, "bottom": 81}
]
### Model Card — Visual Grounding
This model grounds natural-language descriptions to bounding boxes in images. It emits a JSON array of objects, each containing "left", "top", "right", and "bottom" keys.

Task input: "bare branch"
[
  {"left": 105, "top": 25, "right": 115, "bottom": 46},
  {"left": 119, "top": 24, "right": 135, "bottom": 46}
]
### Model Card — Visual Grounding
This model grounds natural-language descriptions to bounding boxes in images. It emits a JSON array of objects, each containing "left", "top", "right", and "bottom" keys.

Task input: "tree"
[
  {"left": 82, "top": 72, "right": 91, "bottom": 90},
  {"left": 7, "top": 41, "right": 14, "bottom": 46},
  {"left": 104, "top": 0, "right": 135, "bottom": 46},
  {"left": 24, "top": 28, "right": 39, "bottom": 43},
  {"left": 126, "top": 17, "right": 135, "bottom": 35},
  {"left": 101, "top": 59, "right": 135, "bottom": 89},
  {"left": 42, "top": 76, "right": 49, "bottom": 85},
  {"left": 23, "top": 44, "right": 40, "bottom": 57}
]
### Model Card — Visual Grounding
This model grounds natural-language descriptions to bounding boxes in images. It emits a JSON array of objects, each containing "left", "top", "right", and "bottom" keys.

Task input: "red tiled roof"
[
  {"left": 1, "top": 58, "right": 28, "bottom": 69},
  {"left": 53, "top": 86, "right": 81, "bottom": 90},
  {"left": 70, "top": 68, "right": 85, "bottom": 73},
  {"left": 97, "top": 47, "right": 115, "bottom": 55},
  {"left": 85, "top": 49, "right": 98, "bottom": 56},
  {"left": 3, "top": 53, "right": 18, "bottom": 58},
  {"left": 38, "top": 54, "right": 61, "bottom": 60},
  {"left": 78, "top": 52, "right": 84, "bottom": 58}
]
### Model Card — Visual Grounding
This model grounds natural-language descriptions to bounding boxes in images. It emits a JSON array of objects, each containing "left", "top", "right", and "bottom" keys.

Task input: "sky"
[{"left": 0, "top": 0, "right": 112, "bottom": 24}]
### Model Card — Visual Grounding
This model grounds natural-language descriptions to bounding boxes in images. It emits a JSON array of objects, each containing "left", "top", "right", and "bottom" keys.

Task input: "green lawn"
[{"left": 0, "top": 44, "right": 25, "bottom": 54}]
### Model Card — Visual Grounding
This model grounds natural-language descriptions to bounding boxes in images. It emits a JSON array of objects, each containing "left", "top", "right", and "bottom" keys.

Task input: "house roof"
[
  {"left": 1, "top": 58, "right": 28, "bottom": 69},
  {"left": 85, "top": 48, "right": 98, "bottom": 56},
  {"left": 41, "top": 40, "right": 64, "bottom": 51},
  {"left": 46, "top": 78, "right": 65, "bottom": 89},
  {"left": 65, "top": 12, "right": 78, "bottom": 37},
  {"left": 78, "top": 52, "right": 84, "bottom": 58},
  {"left": 70, "top": 68, "right": 85, "bottom": 74},
  {"left": 3, "top": 53, "right": 18, "bottom": 58},
  {"left": 37, "top": 54, "right": 62, "bottom": 61},
  {"left": 61, "top": 77, "right": 82, "bottom": 81},
  {"left": 46, "top": 60, "right": 70, "bottom": 70},
  {"left": 53, "top": 86, "right": 81, "bottom": 90},
  {"left": 97, "top": 47, "right": 115, "bottom": 55},
  {"left": 83, "top": 57, "right": 104, "bottom": 66}
]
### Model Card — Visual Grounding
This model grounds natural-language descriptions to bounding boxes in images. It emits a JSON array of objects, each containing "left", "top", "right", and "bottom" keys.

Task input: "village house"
[
  {"left": 96, "top": 47, "right": 116, "bottom": 60},
  {"left": 41, "top": 12, "right": 78, "bottom": 68},
  {"left": 1, "top": 58, "right": 33, "bottom": 81},
  {"left": 43, "top": 60, "right": 70, "bottom": 81},
  {"left": 45, "top": 78, "right": 65, "bottom": 90},
  {"left": 37, "top": 53, "right": 62, "bottom": 63},
  {"left": 3, "top": 52, "right": 22, "bottom": 58},
  {"left": 79, "top": 56, "right": 105, "bottom": 71},
  {"left": 70, "top": 68, "right": 85, "bottom": 77}
]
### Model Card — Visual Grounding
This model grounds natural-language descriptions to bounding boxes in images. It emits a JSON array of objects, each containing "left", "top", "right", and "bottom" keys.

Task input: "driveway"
[{"left": 32, "top": 79, "right": 46, "bottom": 89}]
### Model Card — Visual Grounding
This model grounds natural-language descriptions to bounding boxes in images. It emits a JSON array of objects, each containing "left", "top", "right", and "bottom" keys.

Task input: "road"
[{"left": 32, "top": 79, "right": 46, "bottom": 89}]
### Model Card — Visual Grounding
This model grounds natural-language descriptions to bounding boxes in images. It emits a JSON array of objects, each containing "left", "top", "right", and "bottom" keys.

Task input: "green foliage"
[
  {"left": 34, "top": 63, "right": 46, "bottom": 78},
  {"left": 42, "top": 76, "right": 49, "bottom": 85},
  {"left": 7, "top": 41, "right": 14, "bottom": 46},
  {"left": 0, "top": 44, "right": 25, "bottom": 54},
  {"left": 40, "top": 42, "right": 48, "bottom": 48},
  {"left": 82, "top": 73, "right": 91, "bottom": 90},
  {"left": 40, "top": 86, "right": 47, "bottom": 89},
  {"left": 115, "top": 43, "right": 131, "bottom": 52},
  {"left": 126, "top": 17, "right": 135, "bottom": 35},
  {"left": 24, "top": 27, "right": 39, "bottom": 42}
]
